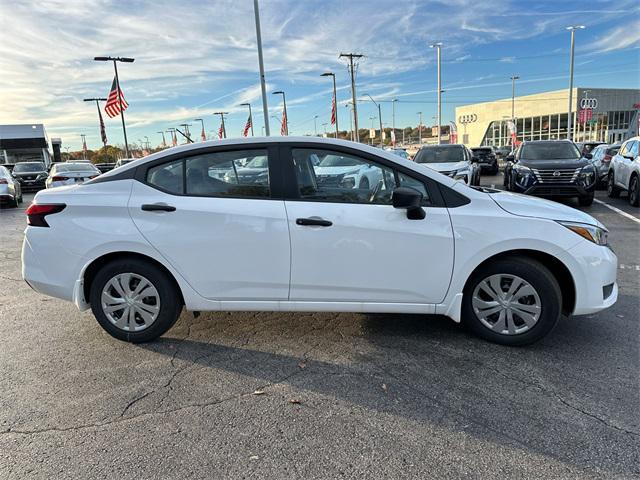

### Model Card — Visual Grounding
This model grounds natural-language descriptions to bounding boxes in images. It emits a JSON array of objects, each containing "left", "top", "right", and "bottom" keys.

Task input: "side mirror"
[
  {"left": 506, "top": 154, "right": 515, "bottom": 162},
  {"left": 392, "top": 187, "right": 426, "bottom": 220},
  {"left": 584, "top": 153, "right": 593, "bottom": 160}
]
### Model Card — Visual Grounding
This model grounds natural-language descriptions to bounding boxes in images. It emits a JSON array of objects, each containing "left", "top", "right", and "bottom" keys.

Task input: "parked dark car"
[
  {"left": 95, "top": 162, "right": 116, "bottom": 173},
  {"left": 590, "top": 144, "right": 621, "bottom": 187},
  {"left": 11, "top": 161, "right": 48, "bottom": 192},
  {"left": 576, "top": 141, "right": 605, "bottom": 156},
  {"left": 0, "top": 165, "right": 23, "bottom": 207},
  {"left": 503, "top": 140, "right": 597, "bottom": 206},
  {"left": 495, "top": 146, "right": 512, "bottom": 159},
  {"left": 470, "top": 147, "right": 499, "bottom": 175}
]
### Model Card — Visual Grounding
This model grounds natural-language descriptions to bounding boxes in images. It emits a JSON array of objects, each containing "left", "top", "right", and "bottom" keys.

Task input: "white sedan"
[
  {"left": 608, "top": 136, "right": 639, "bottom": 206},
  {"left": 46, "top": 162, "right": 101, "bottom": 188},
  {"left": 22, "top": 137, "right": 617, "bottom": 346}
]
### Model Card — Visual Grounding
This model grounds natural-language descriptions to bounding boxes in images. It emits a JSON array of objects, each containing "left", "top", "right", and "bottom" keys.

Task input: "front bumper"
[
  {"left": 17, "top": 178, "right": 46, "bottom": 191},
  {"left": 523, "top": 183, "right": 596, "bottom": 197},
  {"left": 563, "top": 240, "right": 618, "bottom": 316}
]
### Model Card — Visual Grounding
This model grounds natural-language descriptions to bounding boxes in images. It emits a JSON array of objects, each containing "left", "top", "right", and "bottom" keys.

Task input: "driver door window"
[{"left": 292, "top": 148, "right": 397, "bottom": 205}]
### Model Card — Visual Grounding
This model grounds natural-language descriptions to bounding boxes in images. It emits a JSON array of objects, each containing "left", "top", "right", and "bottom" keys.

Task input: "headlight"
[
  {"left": 340, "top": 176, "right": 356, "bottom": 188},
  {"left": 579, "top": 165, "right": 596, "bottom": 184},
  {"left": 452, "top": 168, "right": 470, "bottom": 181},
  {"left": 558, "top": 221, "right": 608, "bottom": 245}
]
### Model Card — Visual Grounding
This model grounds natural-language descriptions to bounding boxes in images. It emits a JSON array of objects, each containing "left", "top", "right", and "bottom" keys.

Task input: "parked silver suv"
[{"left": 608, "top": 136, "right": 640, "bottom": 207}]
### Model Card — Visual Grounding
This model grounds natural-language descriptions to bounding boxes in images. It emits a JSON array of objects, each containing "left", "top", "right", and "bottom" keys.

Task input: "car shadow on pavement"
[{"left": 137, "top": 310, "right": 637, "bottom": 477}]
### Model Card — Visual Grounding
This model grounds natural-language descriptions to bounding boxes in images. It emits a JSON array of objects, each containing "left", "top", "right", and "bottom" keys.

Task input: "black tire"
[
  {"left": 578, "top": 191, "right": 594, "bottom": 207},
  {"left": 89, "top": 258, "right": 183, "bottom": 343},
  {"left": 629, "top": 175, "right": 639, "bottom": 207},
  {"left": 9, "top": 196, "right": 18, "bottom": 208},
  {"left": 503, "top": 170, "right": 510, "bottom": 189},
  {"left": 607, "top": 172, "right": 621, "bottom": 198},
  {"left": 491, "top": 164, "right": 499, "bottom": 176},
  {"left": 462, "top": 257, "right": 562, "bottom": 346}
]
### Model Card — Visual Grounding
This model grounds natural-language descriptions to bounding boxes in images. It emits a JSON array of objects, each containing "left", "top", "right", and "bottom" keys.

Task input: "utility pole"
[
  {"left": 339, "top": 53, "right": 363, "bottom": 142},
  {"left": 566, "top": 25, "right": 585, "bottom": 141},
  {"left": 157, "top": 131, "right": 166, "bottom": 147},
  {"left": 213, "top": 112, "right": 229, "bottom": 138},
  {"left": 253, "top": 0, "right": 270, "bottom": 136},
  {"left": 346, "top": 103, "right": 354, "bottom": 141},
  {"left": 314, "top": 115, "right": 319, "bottom": 136},
  {"left": 80, "top": 134, "right": 87, "bottom": 159},
  {"left": 429, "top": 42, "right": 443, "bottom": 144},
  {"left": 179, "top": 123, "right": 192, "bottom": 142},
  {"left": 392, "top": 98, "right": 397, "bottom": 145},
  {"left": 417, "top": 112, "right": 423, "bottom": 145}
]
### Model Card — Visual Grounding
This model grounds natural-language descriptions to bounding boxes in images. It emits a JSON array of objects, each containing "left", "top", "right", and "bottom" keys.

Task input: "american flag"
[
  {"left": 104, "top": 77, "right": 129, "bottom": 118},
  {"left": 98, "top": 107, "right": 108, "bottom": 146},
  {"left": 200, "top": 126, "right": 207, "bottom": 142},
  {"left": 172, "top": 131, "right": 177, "bottom": 147},
  {"left": 242, "top": 114, "right": 252, "bottom": 137},
  {"left": 218, "top": 123, "right": 224, "bottom": 139},
  {"left": 330, "top": 94, "right": 336, "bottom": 125},
  {"left": 281, "top": 109, "right": 288, "bottom": 136}
]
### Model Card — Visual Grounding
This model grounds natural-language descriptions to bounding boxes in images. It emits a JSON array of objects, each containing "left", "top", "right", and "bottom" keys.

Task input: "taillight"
[
  {"left": 0, "top": 178, "right": 7, "bottom": 184},
  {"left": 51, "top": 176, "right": 68, "bottom": 182},
  {"left": 603, "top": 154, "right": 612, "bottom": 163},
  {"left": 25, "top": 203, "right": 66, "bottom": 227}
]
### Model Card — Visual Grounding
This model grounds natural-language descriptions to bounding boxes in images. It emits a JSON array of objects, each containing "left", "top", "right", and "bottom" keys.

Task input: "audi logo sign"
[
  {"left": 458, "top": 114, "right": 477, "bottom": 124},
  {"left": 580, "top": 98, "right": 598, "bottom": 109}
]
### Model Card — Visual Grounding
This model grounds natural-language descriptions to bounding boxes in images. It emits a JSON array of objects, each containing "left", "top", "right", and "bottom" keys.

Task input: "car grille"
[
  {"left": 528, "top": 186, "right": 580, "bottom": 196},
  {"left": 316, "top": 174, "right": 342, "bottom": 186},
  {"left": 532, "top": 168, "right": 580, "bottom": 184}
]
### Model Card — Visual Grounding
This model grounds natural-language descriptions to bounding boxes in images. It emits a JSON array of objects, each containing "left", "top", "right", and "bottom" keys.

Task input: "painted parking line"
[
  {"left": 619, "top": 264, "right": 640, "bottom": 271},
  {"left": 593, "top": 199, "right": 640, "bottom": 225}
]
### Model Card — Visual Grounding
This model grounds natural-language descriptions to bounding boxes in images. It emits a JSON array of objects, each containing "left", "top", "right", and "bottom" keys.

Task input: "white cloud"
[{"left": 586, "top": 21, "right": 640, "bottom": 53}]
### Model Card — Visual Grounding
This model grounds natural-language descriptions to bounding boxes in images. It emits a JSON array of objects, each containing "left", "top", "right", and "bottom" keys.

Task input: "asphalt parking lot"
[{"left": 1, "top": 179, "right": 638, "bottom": 479}]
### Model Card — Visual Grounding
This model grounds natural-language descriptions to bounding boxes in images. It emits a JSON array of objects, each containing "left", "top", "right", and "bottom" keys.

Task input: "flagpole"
[
  {"left": 83, "top": 97, "right": 108, "bottom": 147},
  {"left": 253, "top": 0, "right": 270, "bottom": 136},
  {"left": 112, "top": 60, "right": 130, "bottom": 158},
  {"left": 248, "top": 103, "right": 254, "bottom": 136}
]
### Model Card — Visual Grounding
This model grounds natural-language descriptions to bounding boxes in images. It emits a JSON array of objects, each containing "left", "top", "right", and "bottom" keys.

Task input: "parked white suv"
[
  {"left": 22, "top": 137, "right": 617, "bottom": 346},
  {"left": 608, "top": 136, "right": 640, "bottom": 206}
]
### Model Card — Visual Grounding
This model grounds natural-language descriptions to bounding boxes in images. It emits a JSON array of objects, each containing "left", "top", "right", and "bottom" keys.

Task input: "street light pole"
[
  {"left": 510, "top": 75, "right": 520, "bottom": 122},
  {"left": 93, "top": 56, "right": 134, "bottom": 158},
  {"left": 253, "top": 0, "right": 270, "bottom": 136},
  {"left": 429, "top": 42, "right": 443, "bottom": 144},
  {"left": 566, "top": 25, "right": 584, "bottom": 142},
  {"left": 83, "top": 97, "right": 108, "bottom": 147},
  {"left": 321, "top": 72, "right": 339, "bottom": 137},
  {"left": 314, "top": 115, "right": 318, "bottom": 136},
  {"left": 213, "top": 112, "right": 229, "bottom": 138},
  {"left": 272, "top": 91, "right": 288, "bottom": 135},
  {"left": 194, "top": 118, "right": 206, "bottom": 141},
  {"left": 157, "top": 131, "right": 166, "bottom": 147},
  {"left": 179, "top": 123, "right": 192, "bottom": 142},
  {"left": 240, "top": 103, "right": 255, "bottom": 136},
  {"left": 417, "top": 112, "right": 423, "bottom": 145},
  {"left": 364, "top": 94, "right": 384, "bottom": 148}
]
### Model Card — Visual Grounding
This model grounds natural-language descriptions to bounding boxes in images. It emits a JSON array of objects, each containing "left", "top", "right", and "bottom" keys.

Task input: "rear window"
[
  {"left": 519, "top": 143, "right": 580, "bottom": 160},
  {"left": 13, "top": 162, "right": 45, "bottom": 173},
  {"left": 53, "top": 163, "right": 99, "bottom": 173},
  {"left": 414, "top": 146, "right": 465, "bottom": 164}
]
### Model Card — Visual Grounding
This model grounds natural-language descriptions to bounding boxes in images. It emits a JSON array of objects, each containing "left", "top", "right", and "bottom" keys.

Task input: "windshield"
[
  {"left": 472, "top": 148, "right": 492, "bottom": 155},
  {"left": 414, "top": 147, "right": 464, "bottom": 164},
  {"left": 13, "top": 162, "right": 45, "bottom": 173},
  {"left": 53, "top": 164, "right": 99, "bottom": 173},
  {"left": 520, "top": 143, "right": 580, "bottom": 160},
  {"left": 318, "top": 155, "right": 360, "bottom": 167},
  {"left": 244, "top": 156, "right": 268, "bottom": 168}
]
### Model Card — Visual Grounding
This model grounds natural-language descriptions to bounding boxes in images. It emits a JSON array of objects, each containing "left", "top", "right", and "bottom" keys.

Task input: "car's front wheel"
[
  {"left": 462, "top": 257, "right": 562, "bottom": 346},
  {"left": 578, "top": 191, "right": 594, "bottom": 206},
  {"left": 89, "top": 258, "right": 183, "bottom": 343},
  {"left": 628, "top": 175, "right": 639, "bottom": 207}
]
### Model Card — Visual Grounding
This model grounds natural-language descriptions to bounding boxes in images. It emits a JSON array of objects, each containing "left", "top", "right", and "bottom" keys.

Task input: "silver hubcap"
[
  {"left": 472, "top": 274, "right": 541, "bottom": 335},
  {"left": 101, "top": 273, "right": 160, "bottom": 332}
]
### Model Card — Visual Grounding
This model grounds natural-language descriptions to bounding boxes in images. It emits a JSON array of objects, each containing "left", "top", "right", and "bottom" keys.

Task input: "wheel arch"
[
  {"left": 82, "top": 252, "right": 185, "bottom": 307},
  {"left": 462, "top": 249, "right": 576, "bottom": 316}
]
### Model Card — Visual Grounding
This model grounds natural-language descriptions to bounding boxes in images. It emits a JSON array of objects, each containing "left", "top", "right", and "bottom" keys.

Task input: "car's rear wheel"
[
  {"left": 89, "top": 259, "right": 182, "bottom": 343},
  {"left": 462, "top": 257, "right": 562, "bottom": 346},
  {"left": 578, "top": 191, "right": 594, "bottom": 206},
  {"left": 607, "top": 172, "right": 621, "bottom": 198},
  {"left": 628, "top": 175, "right": 639, "bottom": 207}
]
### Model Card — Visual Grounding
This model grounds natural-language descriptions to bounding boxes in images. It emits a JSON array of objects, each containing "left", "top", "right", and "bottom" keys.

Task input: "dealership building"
[
  {"left": 455, "top": 87, "right": 640, "bottom": 148},
  {"left": 0, "top": 124, "right": 61, "bottom": 167}
]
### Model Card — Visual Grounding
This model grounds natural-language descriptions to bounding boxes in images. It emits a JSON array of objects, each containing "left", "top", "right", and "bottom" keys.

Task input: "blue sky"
[{"left": 0, "top": 0, "right": 638, "bottom": 150}]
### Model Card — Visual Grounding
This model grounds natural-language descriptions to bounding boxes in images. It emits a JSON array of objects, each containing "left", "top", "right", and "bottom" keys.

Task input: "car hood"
[
  {"left": 419, "top": 161, "right": 468, "bottom": 173},
  {"left": 315, "top": 166, "right": 360, "bottom": 176},
  {"left": 489, "top": 190, "right": 603, "bottom": 227},
  {"left": 518, "top": 157, "right": 591, "bottom": 169}
]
